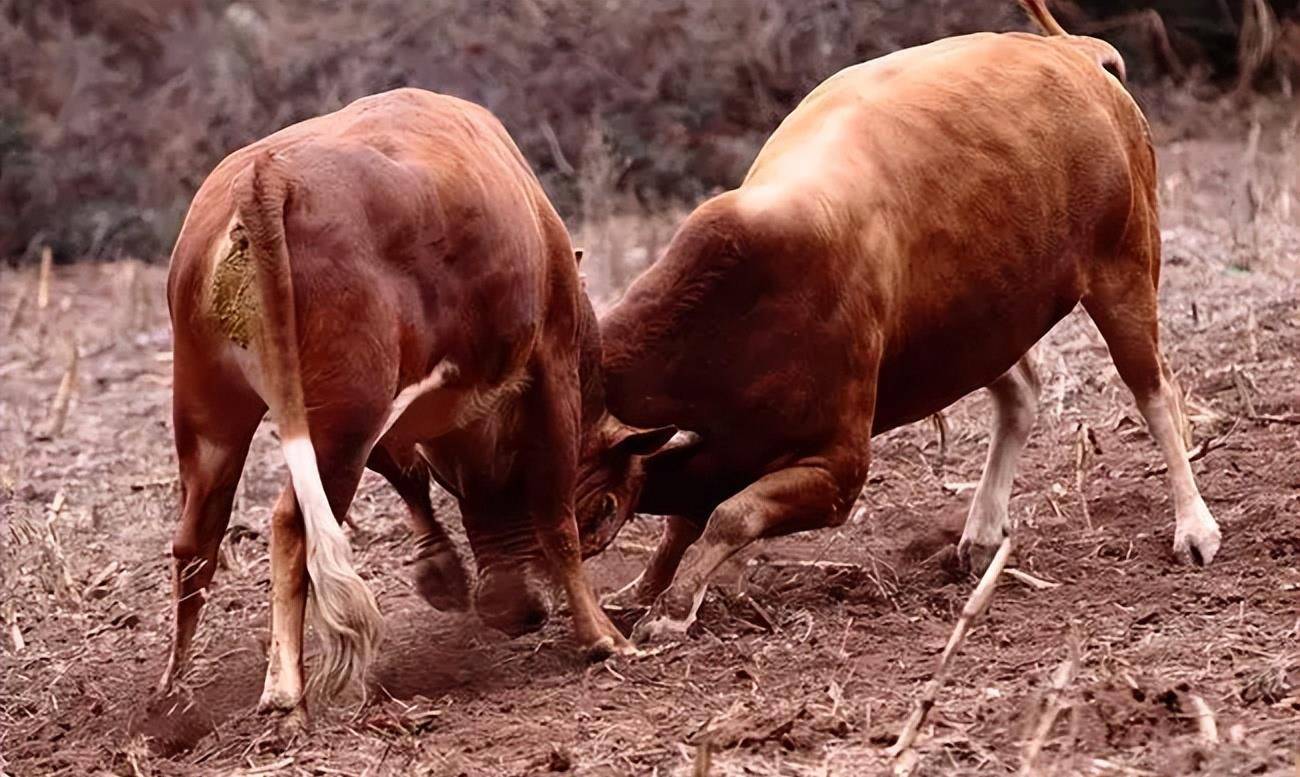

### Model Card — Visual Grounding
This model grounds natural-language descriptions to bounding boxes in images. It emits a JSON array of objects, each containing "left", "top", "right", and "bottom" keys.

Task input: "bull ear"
[
  {"left": 611, "top": 424, "right": 679, "bottom": 457},
  {"left": 645, "top": 429, "right": 702, "bottom": 462}
]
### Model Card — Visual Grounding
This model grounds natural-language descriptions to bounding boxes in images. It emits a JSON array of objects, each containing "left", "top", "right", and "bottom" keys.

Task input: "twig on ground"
[
  {"left": 887, "top": 537, "right": 1013, "bottom": 771},
  {"left": 5, "top": 277, "right": 31, "bottom": 334},
  {"left": 43, "top": 490, "right": 80, "bottom": 602},
  {"left": 748, "top": 559, "right": 860, "bottom": 570},
  {"left": 35, "top": 335, "right": 79, "bottom": 441},
  {"left": 739, "top": 592, "right": 778, "bottom": 632},
  {"left": 36, "top": 246, "right": 53, "bottom": 312},
  {"left": 3, "top": 601, "right": 23, "bottom": 652},
  {"left": 1005, "top": 568, "right": 1061, "bottom": 591},
  {"left": 1188, "top": 694, "right": 1219, "bottom": 745},
  {"left": 1074, "top": 423, "right": 1098, "bottom": 532},
  {"left": 1019, "top": 637, "right": 1082, "bottom": 775},
  {"left": 1145, "top": 419, "right": 1237, "bottom": 476},
  {"left": 692, "top": 739, "right": 712, "bottom": 777},
  {"left": 1254, "top": 413, "right": 1300, "bottom": 425},
  {"left": 1232, "top": 365, "right": 1258, "bottom": 418},
  {"left": 1246, "top": 308, "right": 1259, "bottom": 361}
]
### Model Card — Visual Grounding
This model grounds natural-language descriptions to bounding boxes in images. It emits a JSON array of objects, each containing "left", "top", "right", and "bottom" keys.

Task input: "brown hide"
[
  {"left": 600, "top": 29, "right": 1219, "bottom": 639},
  {"left": 162, "top": 88, "right": 643, "bottom": 716},
  {"left": 605, "top": 32, "right": 1144, "bottom": 516}
]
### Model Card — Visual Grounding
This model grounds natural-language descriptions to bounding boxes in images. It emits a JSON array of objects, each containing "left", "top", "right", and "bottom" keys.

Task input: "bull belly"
[{"left": 870, "top": 321, "right": 1056, "bottom": 435}]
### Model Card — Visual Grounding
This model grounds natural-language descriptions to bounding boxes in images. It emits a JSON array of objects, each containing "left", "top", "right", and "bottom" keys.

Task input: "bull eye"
[{"left": 603, "top": 494, "right": 618, "bottom": 516}]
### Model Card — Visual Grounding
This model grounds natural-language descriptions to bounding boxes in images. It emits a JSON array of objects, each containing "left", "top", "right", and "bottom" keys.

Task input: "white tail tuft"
[{"left": 281, "top": 436, "right": 382, "bottom": 698}]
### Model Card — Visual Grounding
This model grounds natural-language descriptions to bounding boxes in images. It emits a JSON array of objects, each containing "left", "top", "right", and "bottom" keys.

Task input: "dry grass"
[{"left": 1, "top": 102, "right": 1298, "bottom": 776}]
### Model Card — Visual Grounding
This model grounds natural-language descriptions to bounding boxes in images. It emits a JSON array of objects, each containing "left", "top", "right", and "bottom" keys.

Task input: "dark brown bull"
[
  {"left": 159, "top": 88, "right": 672, "bottom": 718},
  {"left": 588, "top": 0, "right": 1222, "bottom": 641}
]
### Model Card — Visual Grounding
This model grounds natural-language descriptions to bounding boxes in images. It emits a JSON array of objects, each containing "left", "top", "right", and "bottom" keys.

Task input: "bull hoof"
[
  {"left": 413, "top": 554, "right": 471, "bottom": 612},
  {"left": 256, "top": 696, "right": 309, "bottom": 744},
  {"left": 480, "top": 603, "right": 550, "bottom": 638},
  {"left": 957, "top": 538, "right": 1002, "bottom": 575},
  {"left": 474, "top": 566, "right": 552, "bottom": 637},
  {"left": 583, "top": 632, "right": 638, "bottom": 662},
  {"left": 1173, "top": 500, "right": 1221, "bottom": 566},
  {"left": 630, "top": 612, "right": 693, "bottom": 645},
  {"left": 957, "top": 526, "right": 1008, "bottom": 575},
  {"left": 631, "top": 584, "right": 706, "bottom": 644}
]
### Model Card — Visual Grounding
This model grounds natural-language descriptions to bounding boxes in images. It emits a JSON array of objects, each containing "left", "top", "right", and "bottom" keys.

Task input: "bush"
[{"left": 2, "top": 0, "right": 1297, "bottom": 263}]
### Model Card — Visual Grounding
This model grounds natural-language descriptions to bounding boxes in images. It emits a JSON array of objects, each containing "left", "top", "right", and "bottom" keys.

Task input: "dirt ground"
[{"left": 2, "top": 98, "right": 1298, "bottom": 777}]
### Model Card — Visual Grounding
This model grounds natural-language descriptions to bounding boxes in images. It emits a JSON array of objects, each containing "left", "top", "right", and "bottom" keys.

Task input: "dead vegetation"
[
  {"left": 3, "top": 0, "right": 1298, "bottom": 265},
  {"left": 1, "top": 100, "right": 1297, "bottom": 775}
]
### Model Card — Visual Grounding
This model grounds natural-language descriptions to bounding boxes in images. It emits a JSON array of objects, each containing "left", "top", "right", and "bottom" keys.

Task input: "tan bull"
[{"left": 590, "top": 0, "right": 1222, "bottom": 641}]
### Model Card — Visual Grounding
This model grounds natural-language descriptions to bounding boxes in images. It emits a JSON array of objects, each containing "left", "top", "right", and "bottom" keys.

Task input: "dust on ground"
[{"left": 2, "top": 99, "right": 1298, "bottom": 776}]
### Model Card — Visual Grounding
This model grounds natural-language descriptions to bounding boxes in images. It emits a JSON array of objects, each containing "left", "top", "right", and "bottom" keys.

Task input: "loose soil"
[{"left": 2, "top": 99, "right": 1298, "bottom": 776}]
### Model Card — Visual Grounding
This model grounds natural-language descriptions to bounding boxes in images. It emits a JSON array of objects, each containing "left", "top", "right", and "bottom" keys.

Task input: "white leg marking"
[
  {"left": 1137, "top": 385, "right": 1221, "bottom": 564},
  {"left": 960, "top": 361, "right": 1037, "bottom": 570},
  {"left": 632, "top": 583, "right": 709, "bottom": 644}
]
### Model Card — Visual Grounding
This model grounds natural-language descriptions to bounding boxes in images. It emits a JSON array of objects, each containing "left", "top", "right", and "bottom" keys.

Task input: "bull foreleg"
[
  {"left": 525, "top": 362, "right": 635, "bottom": 659},
  {"left": 367, "top": 445, "right": 470, "bottom": 612},
  {"left": 601, "top": 515, "right": 703, "bottom": 610},
  {"left": 630, "top": 455, "right": 864, "bottom": 644},
  {"left": 958, "top": 354, "right": 1040, "bottom": 573}
]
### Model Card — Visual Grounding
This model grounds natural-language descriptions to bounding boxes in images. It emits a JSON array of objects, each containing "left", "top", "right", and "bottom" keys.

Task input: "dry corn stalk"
[
  {"left": 1073, "top": 423, "right": 1098, "bottom": 532},
  {"left": 888, "top": 537, "right": 1013, "bottom": 771},
  {"left": 1237, "top": 0, "right": 1279, "bottom": 95},
  {"left": 36, "top": 246, "right": 53, "bottom": 311},
  {"left": 3, "top": 601, "right": 23, "bottom": 652},
  {"left": 43, "top": 491, "right": 80, "bottom": 602},
  {"left": 1189, "top": 694, "right": 1219, "bottom": 745},
  {"left": 36, "top": 335, "right": 79, "bottom": 440},
  {"left": 1019, "top": 638, "right": 1082, "bottom": 775},
  {"left": 5, "top": 278, "right": 31, "bottom": 334}
]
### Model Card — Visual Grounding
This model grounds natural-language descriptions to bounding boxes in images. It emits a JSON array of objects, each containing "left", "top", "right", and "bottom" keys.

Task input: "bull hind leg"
[
  {"left": 158, "top": 378, "right": 264, "bottom": 696},
  {"left": 631, "top": 443, "right": 870, "bottom": 644},
  {"left": 366, "top": 444, "right": 470, "bottom": 612},
  {"left": 958, "top": 354, "right": 1041, "bottom": 573},
  {"left": 1082, "top": 235, "right": 1221, "bottom": 565},
  {"left": 259, "top": 411, "right": 386, "bottom": 718}
]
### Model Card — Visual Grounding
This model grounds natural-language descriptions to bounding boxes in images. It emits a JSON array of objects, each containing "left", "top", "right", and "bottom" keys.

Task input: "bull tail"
[
  {"left": 233, "top": 153, "right": 382, "bottom": 698},
  {"left": 1016, "top": 0, "right": 1068, "bottom": 36},
  {"left": 1016, "top": 0, "right": 1127, "bottom": 82}
]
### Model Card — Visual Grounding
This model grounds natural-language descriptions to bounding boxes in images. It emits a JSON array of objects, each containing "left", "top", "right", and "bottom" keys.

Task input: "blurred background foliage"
[{"left": 2, "top": 0, "right": 1298, "bottom": 264}]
